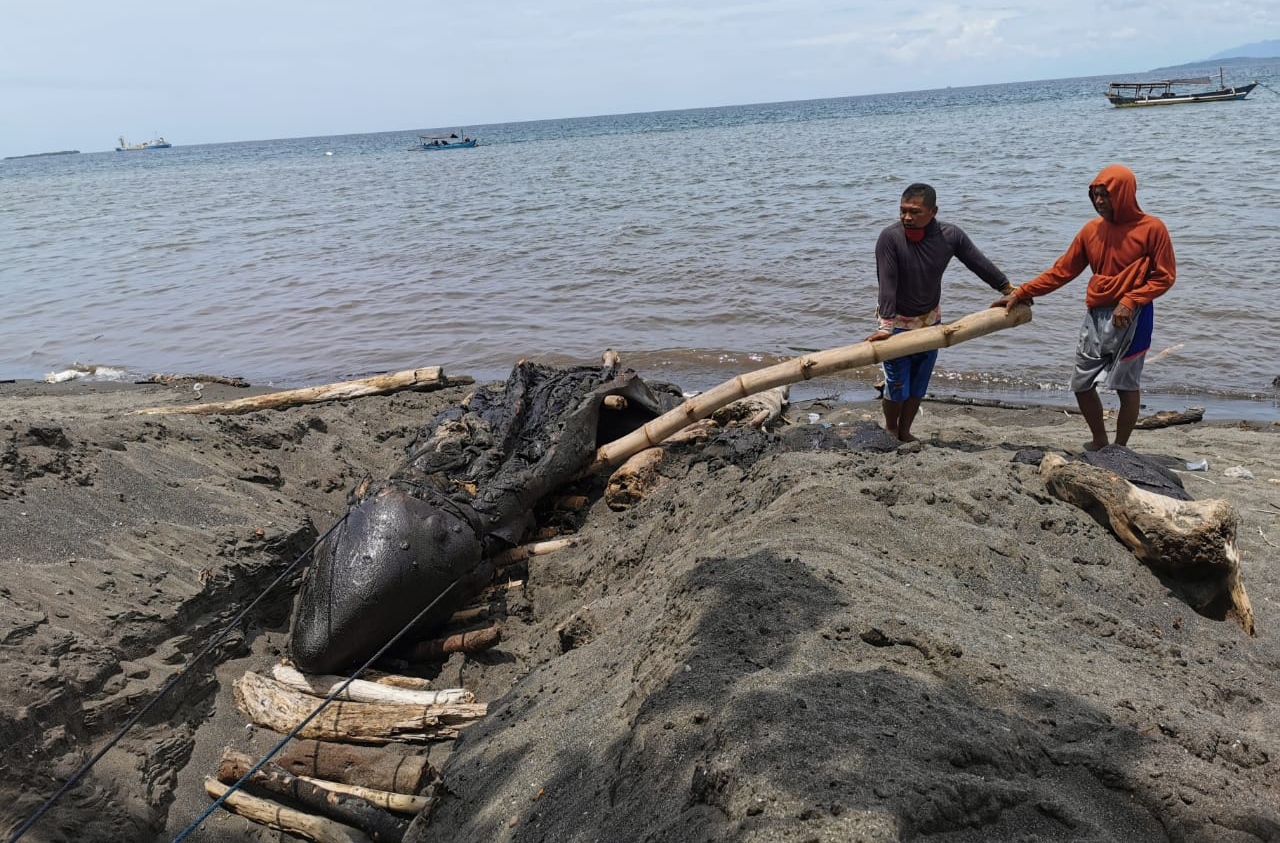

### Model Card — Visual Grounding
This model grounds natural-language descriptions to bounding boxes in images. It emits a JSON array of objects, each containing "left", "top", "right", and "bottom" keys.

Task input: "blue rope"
[
  {"left": 6, "top": 506, "right": 355, "bottom": 843},
  {"left": 170, "top": 576, "right": 463, "bottom": 842}
]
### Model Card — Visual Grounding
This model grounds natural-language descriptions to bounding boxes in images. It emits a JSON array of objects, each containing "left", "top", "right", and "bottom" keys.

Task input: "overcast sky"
[{"left": 2, "top": 1, "right": 1274, "bottom": 157}]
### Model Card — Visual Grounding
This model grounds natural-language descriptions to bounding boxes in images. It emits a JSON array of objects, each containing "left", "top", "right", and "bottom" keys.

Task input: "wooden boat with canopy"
[
  {"left": 1105, "top": 67, "right": 1257, "bottom": 107},
  {"left": 412, "top": 132, "right": 478, "bottom": 150}
]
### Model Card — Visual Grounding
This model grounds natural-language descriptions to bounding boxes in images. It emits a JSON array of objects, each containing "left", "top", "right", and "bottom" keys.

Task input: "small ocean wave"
[{"left": 43, "top": 364, "right": 133, "bottom": 384}]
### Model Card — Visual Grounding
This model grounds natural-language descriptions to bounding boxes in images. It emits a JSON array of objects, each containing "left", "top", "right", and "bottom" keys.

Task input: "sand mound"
[{"left": 1, "top": 379, "right": 1276, "bottom": 842}]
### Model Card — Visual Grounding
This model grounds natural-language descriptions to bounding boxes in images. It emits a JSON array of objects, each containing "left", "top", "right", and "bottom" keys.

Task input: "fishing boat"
[
  {"left": 116, "top": 135, "right": 173, "bottom": 151},
  {"left": 1105, "top": 67, "right": 1257, "bottom": 107},
  {"left": 411, "top": 132, "right": 478, "bottom": 151}
]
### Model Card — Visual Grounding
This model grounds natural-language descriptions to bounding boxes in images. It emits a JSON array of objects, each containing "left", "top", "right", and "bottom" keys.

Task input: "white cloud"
[{"left": 1, "top": 0, "right": 1275, "bottom": 156}]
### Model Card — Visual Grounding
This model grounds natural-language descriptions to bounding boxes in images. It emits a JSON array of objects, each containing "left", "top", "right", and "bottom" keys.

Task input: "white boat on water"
[
  {"left": 116, "top": 135, "right": 173, "bottom": 151},
  {"left": 1105, "top": 67, "right": 1257, "bottom": 107},
  {"left": 410, "top": 132, "right": 478, "bottom": 151}
]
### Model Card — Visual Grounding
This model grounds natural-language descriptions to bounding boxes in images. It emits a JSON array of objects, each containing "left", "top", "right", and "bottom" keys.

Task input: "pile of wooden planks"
[{"left": 209, "top": 662, "right": 487, "bottom": 842}]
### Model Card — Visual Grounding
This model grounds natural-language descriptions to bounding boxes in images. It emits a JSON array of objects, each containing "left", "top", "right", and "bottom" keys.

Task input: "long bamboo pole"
[{"left": 586, "top": 303, "right": 1032, "bottom": 473}]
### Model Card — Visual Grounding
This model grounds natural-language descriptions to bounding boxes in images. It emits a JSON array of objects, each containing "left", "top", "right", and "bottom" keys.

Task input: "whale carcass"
[{"left": 288, "top": 360, "right": 679, "bottom": 674}]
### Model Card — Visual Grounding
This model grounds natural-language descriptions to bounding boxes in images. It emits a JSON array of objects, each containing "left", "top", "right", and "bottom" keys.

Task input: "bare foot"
[
  {"left": 898, "top": 433, "right": 919, "bottom": 443},
  {"left": 1083, "top": 440, "right": 1108, "bottom": 452}
]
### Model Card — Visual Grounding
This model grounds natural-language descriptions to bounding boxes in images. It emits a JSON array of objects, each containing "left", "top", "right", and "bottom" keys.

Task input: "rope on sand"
[{"left": 6, "top": 488, "right": 364, "bottom": 843}]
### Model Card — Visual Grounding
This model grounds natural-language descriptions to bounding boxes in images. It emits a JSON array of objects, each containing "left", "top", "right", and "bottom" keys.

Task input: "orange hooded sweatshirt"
[{"left": 1014, "top": 164, "right": 1175, "bottom": 310}]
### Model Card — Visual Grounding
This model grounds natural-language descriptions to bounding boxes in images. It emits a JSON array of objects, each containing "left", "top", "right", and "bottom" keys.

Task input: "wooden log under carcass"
[
  {"left": 272, "top": 664, "right": 474, "bottom": 705},
  {"left": 552, "top": 494, "right": 590, "bottom": 511},
  {"left": 491, "top": 537, "right": 575, "bottom": 568},
  {"left": 271, "top": 739, "right": 435, "bottom": 794},
  {"left": 1039, "top": 453, "right": 1255, "bottom": 635},
  {"left": 348, "top": 671, "right": 438, "bottom": 692},
  {"left": 135, "top": 366, "right": 470, "bottom": 415},
  {"left": 667, "top": 418, "right": 723, "bottom": 444},
  {"left": 407, "top": 625, "right": 502, "bottom": 662},
  {"left": 294, "top": 776, "right": 434, "bottom": 815},
  {"left": 711, "top": 385, "right": 789, "bottom": 429},
  {"left": 233, "top": 671, "right": 487, "bottom": 744},
  {"left": 603, "top": 418, "right": 723, "bottom": 511},
  {"left": 476, "top": 579, "right": 523, "bottom": 600},
  {"left": 445, "top": 605, "right": 491, "bottom": 625},
  {"left": 605, "top": 447, "right": 668, "bottom": 511},
  {"left": 204, "top": 777, "right": 372, "bottom": 843},
  {"left": 217, "top": 750, "right": 410, "bottom": 843},
  {"left": 587, "top": 304, "right": 1032, "bottom": 472}
]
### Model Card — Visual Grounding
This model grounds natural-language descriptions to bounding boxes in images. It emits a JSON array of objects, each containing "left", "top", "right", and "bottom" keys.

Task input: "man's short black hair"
[{"left": 901, "top": 183, "right": 937, "bottom": 208}]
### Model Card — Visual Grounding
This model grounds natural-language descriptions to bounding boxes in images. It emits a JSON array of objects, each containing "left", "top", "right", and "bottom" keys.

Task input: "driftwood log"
[
  {"left": 605, "top": 447, "right": 668, "bottom": 511},
  {"left": 604, "top": 418, "right": 723, "bottom": 510},
  {"left": 1039, "top": 453, "right": 1255, "bottom": 635},
  {"left": 1133, "top": 407, "right": 1205, "bottom": 430},
  {"left": 217, "top": 750, "right": 409, "bottom": 843},
  {"left": 135, "top": 366, "right": 471, "bottom": 415},
  {"left": 234, "top": 671, "right": 488, "bottom": 743},
  {"left": 586, "top": 304, "right": 1032, "bottom": 472},
  {"left": 271, "top": 739, "right": 435, "bottom": 794},
  {"left": 292, "top": 776, "right": 434, "bottom": 815},
  {"left": 356, "top": 671, "right": 443, "bottom": 691},
  {"left": 272, "top": 664, "right": 474, "bottom": 705},
  {"left": 711, "top": 385, "right": 790, "bottom": 429},
  {"left": 204, "top": 778, "right": 372, "bottom": 843},
  {"left": 143, "top": 372, "right": 251, "bottom": 387},
  {"left": 925, "top": 395, "right": 1031, "bottom": 411}
]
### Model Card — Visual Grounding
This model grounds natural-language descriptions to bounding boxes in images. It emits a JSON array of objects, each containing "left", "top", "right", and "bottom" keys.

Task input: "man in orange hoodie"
[{"left": 993, "top": 164, "right": 1175, "bottom": 451}]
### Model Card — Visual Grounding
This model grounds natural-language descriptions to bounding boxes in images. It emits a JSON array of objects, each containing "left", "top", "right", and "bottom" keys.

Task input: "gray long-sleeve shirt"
[{"left": 874, "top": 219, "right": 1009, "bottom": 321}]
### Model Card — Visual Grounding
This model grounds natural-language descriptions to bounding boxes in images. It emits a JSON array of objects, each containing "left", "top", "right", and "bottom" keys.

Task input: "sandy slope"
[{"left": 1, "top": 378, "right": 1276, "bottom": 842}]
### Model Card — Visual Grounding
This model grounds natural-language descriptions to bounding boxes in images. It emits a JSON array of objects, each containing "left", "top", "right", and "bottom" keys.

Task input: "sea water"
[{"left": 3, "top": 63, "right": 1278, "bottom": 419}]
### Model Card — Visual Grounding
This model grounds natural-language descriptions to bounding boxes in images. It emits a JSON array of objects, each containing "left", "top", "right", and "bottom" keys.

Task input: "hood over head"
[{"left": 1091, "top": 164, "right": 1143, "bottom": 224}]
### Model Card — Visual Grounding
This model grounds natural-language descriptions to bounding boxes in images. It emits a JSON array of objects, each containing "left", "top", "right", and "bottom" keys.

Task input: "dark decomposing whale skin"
[{"left": 288, "top": 360, "right": 678, "bottom": 674}]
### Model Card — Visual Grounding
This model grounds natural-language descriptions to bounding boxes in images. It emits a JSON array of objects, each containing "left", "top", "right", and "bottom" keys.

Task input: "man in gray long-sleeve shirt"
[{"left": 865, "top": 183, "right": 1014, "bottom": 442}]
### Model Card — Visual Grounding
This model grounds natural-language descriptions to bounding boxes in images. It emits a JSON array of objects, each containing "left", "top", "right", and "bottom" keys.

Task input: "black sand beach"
[{"left": 1, "top": 375, "right": 1277, "bottom": 842}]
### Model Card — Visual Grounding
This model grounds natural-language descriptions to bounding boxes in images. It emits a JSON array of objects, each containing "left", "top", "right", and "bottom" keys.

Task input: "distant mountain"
[
  {"left": 1208, "top": 40, "right": 1280, "bottom": 60},
  {"left": 1150, "top": 54, "right": 1278, "bottom": 73},
  {"left": 1150, "top": 39, "right": 1280, "bottom": 72}
]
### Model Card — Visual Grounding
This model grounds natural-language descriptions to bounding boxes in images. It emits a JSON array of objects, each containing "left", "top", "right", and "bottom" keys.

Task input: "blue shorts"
[{"left": 882, "top": 331, "right": 937, "bottom": 401}]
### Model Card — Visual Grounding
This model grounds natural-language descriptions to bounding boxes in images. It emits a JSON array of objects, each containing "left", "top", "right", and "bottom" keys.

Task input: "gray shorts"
[{"left": 1070, "top": 305, "right": 1145, "bottom": 392}]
